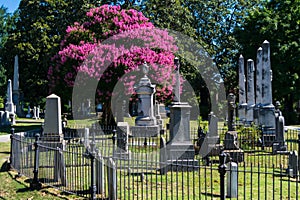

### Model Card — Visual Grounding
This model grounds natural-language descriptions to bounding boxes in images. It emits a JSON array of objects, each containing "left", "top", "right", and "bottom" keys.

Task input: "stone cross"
[
  {"left": 246, "top": 59, "right": 255, "bottom": 122},
  {"left": 238, "top": 55, "right": 247, "bottom": 121}
]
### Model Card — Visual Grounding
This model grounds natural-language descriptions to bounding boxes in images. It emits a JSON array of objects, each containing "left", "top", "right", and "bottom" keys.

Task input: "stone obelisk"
[{"left": 12, "top": 55, "right": 22, "bottom": 117}]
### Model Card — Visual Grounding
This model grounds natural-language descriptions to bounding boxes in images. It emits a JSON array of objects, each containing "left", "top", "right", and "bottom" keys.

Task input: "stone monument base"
[
  {"left": 130, "top": 125, "right": 160, "bottom": 137},
  {"left": 159, "top": 159, "right": 199, "bottom": 174},
  {"left": 272, "top": 142, "right": 288, "bottom": 154}
]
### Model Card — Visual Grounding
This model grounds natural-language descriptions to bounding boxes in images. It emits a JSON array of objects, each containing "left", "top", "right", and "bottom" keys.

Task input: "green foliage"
[
  {"left": 237, "top": 125, "right": 261, "bottom": 150},
  {"left": 235, "top": 0, "right": 300, "bottom": 124},
  {"left": 1, "top": 0, "right": 100, "bottom": 105}
]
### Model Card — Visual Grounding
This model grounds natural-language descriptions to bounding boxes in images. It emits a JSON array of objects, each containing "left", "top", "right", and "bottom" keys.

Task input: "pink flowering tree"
[{"left": 48, "top": 5, "right": 179, "bottom": 124}]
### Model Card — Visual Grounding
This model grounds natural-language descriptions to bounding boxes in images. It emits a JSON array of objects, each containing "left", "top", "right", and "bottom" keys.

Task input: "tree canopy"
[{"left": 235, "top": 0, "right": 300, "bottom": 124}]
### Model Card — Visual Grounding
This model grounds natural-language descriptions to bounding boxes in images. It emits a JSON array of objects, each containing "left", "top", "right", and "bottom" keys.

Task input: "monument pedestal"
[{"left": 163, "top": 102, "right": 198, "bottom": 172}]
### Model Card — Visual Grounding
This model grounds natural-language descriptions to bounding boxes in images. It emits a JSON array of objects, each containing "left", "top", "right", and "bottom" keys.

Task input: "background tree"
[
  {"left": 0, "top": 6, "right": 17, "bottom": 97},
  {"left": 1, "top": 0, "right": 99, "bottom": 107},
  {"left": 235, "top": 0, "right": 300, "bottom": 124}
]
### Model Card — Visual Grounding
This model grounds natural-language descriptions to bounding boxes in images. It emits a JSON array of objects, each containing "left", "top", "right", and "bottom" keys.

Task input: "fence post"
[
  {"left": 30, "top": 133, "right": 41, "bottom": 190},
  {"left": 218, "top": 151, "right": 227, "bottom": 200},
  {"left": 298, "top": 131, "right": 300, "bottom": 175},
  {"left": 107, "top": 158, "right": 117, "bottom": 200},
  {"left": 90, "top": 150, "right": 97, "bottom": 199},
  {"left": 9, "top": 128, "right": 15, "bottom": 168}
]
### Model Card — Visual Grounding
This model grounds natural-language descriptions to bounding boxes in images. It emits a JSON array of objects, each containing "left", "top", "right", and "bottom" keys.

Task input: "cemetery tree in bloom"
[{"left": 48, "top": 5, "right": 178, "bottom": 124}]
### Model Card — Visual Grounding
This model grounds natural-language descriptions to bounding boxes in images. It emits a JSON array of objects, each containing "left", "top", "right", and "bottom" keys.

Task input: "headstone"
[
  {"left": 260, "top": 40, "right": 275, "bottom": 130},
  {"left": 5, "top": 79, "right": 15, "bottom": 114},
  {"left": 32, "top": 106, "right": 37, "bottom": 119},
  {"left": 238, "top": 55, "right": 247, "bottom": 122},
  {"left": 135, "top": 62, "right": 157, "bottom": 126},
  {"left": 224, "top": 131, "right": 244, "bottom": 163},
  {"left": 272, "top": 114, "right": 287, "bottom": 153},
  {"left": 246, "top": 59, "right": 255, "bottom": 122},
  {"left": 42, "top": 94, "right": 63, "bottom": 142},
  {"left": 114, "top": 122, "right": 130, "bottom": 159},
  {"left": 287, "top": 150, "right": 298, "bottom": 178},
  {"left": 227, "top": 162, "right": 238, "bottom": 198},
  {"left": 37, "top": 106, "right": 40, "bottom": 119},
  {"left": 227, "top": 93, "right": 236, "bottom": 131}
]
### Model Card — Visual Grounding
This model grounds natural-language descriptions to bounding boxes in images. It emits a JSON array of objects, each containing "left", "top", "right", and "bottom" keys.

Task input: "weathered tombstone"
[
  {"left": 272, "top": 113, "right": 287, "bottom": 153},
  {"left": 246, "top": 59, "right": 255, "bottom": 122},
  {"left": 227, "top": 162, "right": 238, "bottom": 198},
  {"left": 227, "top": 93, "right": 236, "bottom": 131},
  {"left": 114, "top": 122, "right": 130, "bottom": 159},
  {"left": 287, "top": 150, "right": 298, "bottom": 178},
  {"left": 159, "top": 136, "right": 168, "bottom": 174},
  {"left": 238, "top": 55, "right": 247, "bottom": 122},
  {"left": 135, "top": 62, "right": 157, "bottom": 126},
  {"left": 224, "top": 131, "right": 244, "bottom": 163},
  {"left": 42, "top": 94, "right": 63, "bottom": 142}
]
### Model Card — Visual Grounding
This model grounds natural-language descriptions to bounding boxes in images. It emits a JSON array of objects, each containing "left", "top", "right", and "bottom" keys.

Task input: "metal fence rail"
[{"left": 9, "top": 126, "right": 300, "bottom": 199}]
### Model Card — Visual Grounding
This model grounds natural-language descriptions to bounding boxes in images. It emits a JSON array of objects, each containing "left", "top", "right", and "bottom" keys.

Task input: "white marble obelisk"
[{"left": 260, "top": 40, "right": 275, "bottom": 129}]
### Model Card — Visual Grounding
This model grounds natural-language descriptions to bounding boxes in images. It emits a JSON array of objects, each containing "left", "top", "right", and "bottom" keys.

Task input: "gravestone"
[
  {"left": 272, "top": 109, "right": 287, "bottom": 154},
  {"left": 224, "top": 131, "right": 244, "bottom": 163},
  {"left": 114, "top": 122, "right": 130, "bottom": 159},
  {"left": 246, "top": 59, "right": 255, "bottom": 122},
  {"left": 135, "top": 62, "right": 157, "bottom": 126},
  {"left": 287, "top": 150, "right": 298, "bottom": 178},
  {"left": 41, "top": 94, "right": 64, "bottom": 143},
  {"left": 238, "top": 55, "right": 247, "bottom": 122}
]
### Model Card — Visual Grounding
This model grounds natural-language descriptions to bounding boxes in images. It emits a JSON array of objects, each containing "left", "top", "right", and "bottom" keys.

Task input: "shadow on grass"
[
  {"left": 201, "top": 192, "right": 220, "bottom": 198},
  {"left": 0, "top": 161, "right": 9, "bottom": 172}
]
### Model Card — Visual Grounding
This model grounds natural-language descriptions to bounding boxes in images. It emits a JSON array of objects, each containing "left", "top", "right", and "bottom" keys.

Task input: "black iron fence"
[{"left": 9, "top": 126, "right": 300, "bottom": 199}]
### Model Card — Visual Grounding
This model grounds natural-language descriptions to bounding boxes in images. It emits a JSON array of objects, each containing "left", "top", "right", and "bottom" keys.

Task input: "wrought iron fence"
[{"left": 9, "top": 126, "right": 300, "bottom": 199}]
